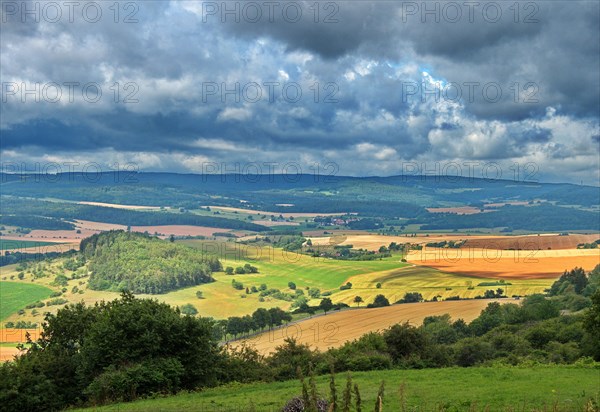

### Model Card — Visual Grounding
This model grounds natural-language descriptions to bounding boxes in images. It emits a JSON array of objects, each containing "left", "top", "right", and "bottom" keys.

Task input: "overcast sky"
[{"left": 1, "top": 1, "right": 599, "bottom": 184}]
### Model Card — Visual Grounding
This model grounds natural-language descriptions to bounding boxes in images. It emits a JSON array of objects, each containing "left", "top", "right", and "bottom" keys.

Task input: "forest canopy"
[{"left": 83, "top": 231, "right": 222, "bottom": 294}]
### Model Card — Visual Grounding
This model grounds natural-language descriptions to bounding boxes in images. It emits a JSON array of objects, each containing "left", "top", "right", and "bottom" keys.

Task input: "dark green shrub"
[
  {"left": 454, "top": 338, "right": 494, "bottom": 367},
  {"left": 84, "top": 358, "right": 185, "bottom": 404}
]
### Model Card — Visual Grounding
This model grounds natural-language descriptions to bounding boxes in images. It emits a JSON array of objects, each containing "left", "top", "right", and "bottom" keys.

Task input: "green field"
[
  {"left": 71, "top": 365, "right": 600, "bottom": 411},
  {"left": 0, "top": 239, "right": 62, "bottom": 251},
  {"left": 178, "top": 241, "right": 551, "bottom": 315},
  {"left": 334, "top": 265, "right": 552, "bottom": 305},
  {"left": 0, "top": 281, "right": 54, "bottom": 321},
  {"left": 0, "top": 239, "right": 554, "bottom": 322},
  {"left": 175, "top": 241, "right": 407, "bottom": 316}
]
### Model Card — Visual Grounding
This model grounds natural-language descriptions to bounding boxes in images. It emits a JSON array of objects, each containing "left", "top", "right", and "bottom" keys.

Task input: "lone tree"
[
  {"left": 353, "top": 296, "right": 364, "bottom": 307},
  {"left": 180, "top": 303, "right": 198, "bottom": 316},
  {"left": 368, "top": 294, "right": 390, "bottom": 308},
  {"left": 319, "top": 298, "right": 334, "bottom": 314}
]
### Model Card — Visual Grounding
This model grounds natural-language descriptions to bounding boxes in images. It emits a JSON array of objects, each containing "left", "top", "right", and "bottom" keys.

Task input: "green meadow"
[
  {"left": 0, "top": 239, "right": 62, "bottom": 251},
  {"left": 71, "top": 365, "right": 600, "bottom": 411},
  {"left": 0, "top": 281, "right": 54, "bottom": 321}
]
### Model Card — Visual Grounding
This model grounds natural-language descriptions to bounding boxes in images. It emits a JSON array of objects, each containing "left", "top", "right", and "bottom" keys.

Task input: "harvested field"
[
  {"left": 308, "top": 233, "right": 600, "bottom": 252},
  {"left": 0, "top": 231, "right": 92, "bottom": 243},
  {"left": 75, "top": 220, "right": 126, "bottom": 231},
  {"left": 426, "top": 206, "right": 490, "bottom": 215},
  {"left": 252, "top": 220, "right": 300, "bottom": 227},
  {"left": 463, "top": 233, "right": 600, "bottom": 250},
  {"left": 407, "top": 248, "right": 600, "bottom": 279},
  {"left": 206, "top": 206, "right": 348, "bottom": 218},
  {"left": 300, "top": 229, "right": 370, "bottom": 237},
  {"left": 130, "top": 225, "right": 231, "bottom": 237},
  {"left": 237, "top": 299, "right": 502, "bottom": 354},
  {"left": 77, "top": 201, "right": 162, "bottom": 210},
  {"left": 0, "top": 345, "right": 23, "bottom": 362},
  {"left": 0, "top": 219, "right": 122, "bottom": 243},
  {"left": 0, "top": 220, "right": 241, "bottom": 245},
  {"left": 484, "top": 201, "right": 531, "bottom": 208},
  {"left": 333, "top": 265, "right": 551, "bottom": 304},
  {"left": 0, "top": 243, "right": 78, "bottom": 254},
  {"left": 308, "top": 234, "right": 491, "bottom": 251},
  {"left": 0, "top": 328, "right": 41, "bottom": 343}
]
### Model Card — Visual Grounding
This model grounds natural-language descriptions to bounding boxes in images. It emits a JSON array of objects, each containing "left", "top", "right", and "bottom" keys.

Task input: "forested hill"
[
  {"left": 1, "top": 172, "right": 598, "bottom": 210},
  {"left": 1, "top": 172, "right": 598, "bottom": 230},
  {"left": 0, "top": 197, "right": 269, "bottom": 231},
  {"left": 82, "top": 231, "right": 222, "bottom": 294}
]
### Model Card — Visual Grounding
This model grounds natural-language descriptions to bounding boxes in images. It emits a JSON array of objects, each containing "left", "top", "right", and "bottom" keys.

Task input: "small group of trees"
[
  {"left": 339, "top": 282, "right": 352, "bottom": 291},
  {"left": 396, "top": 292, "right": 423, "bottom": 304},
  {"left": 479, "top": 289, "right": 506, "bottom": 299},
  {"left": 231, "top": 279, "right": 244, "bottom": 290},
  {"left": 225, "top": 263, "right": 259, "bottom": 275},
  {"left": 367, "top": 294, "right": 390, "bottom": 308},
  {"left": 224, "top": 307, "right": 292, "bottom": 338},
  {"left": 308, "top": 287, "right": 321, "bottom": 299}
]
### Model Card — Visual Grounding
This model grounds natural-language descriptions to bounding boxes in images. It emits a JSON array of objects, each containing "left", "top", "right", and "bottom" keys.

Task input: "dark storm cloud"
[
  {"left": 222, "top": 1, "right": 599, "bottom": 120},
  {"left": 0, "top": 0, "right": 598, "bottom": 184}
]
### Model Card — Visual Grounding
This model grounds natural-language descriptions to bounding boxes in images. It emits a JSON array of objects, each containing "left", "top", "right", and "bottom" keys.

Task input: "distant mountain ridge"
[{"left": 1, "top": 172, "right": 598, "bottom": 231}]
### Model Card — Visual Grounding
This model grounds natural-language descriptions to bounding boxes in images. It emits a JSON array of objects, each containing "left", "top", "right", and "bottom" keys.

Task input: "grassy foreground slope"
[{"left": 73, "top": 365, "right": 600, "bottom": 411}]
